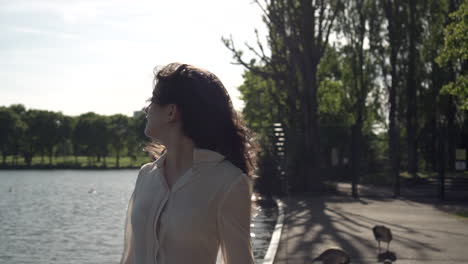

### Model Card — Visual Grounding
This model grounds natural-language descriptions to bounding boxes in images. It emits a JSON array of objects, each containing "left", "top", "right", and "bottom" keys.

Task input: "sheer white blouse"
[{"left": 119, "top": 148, "right": 255, "bottom": 264}]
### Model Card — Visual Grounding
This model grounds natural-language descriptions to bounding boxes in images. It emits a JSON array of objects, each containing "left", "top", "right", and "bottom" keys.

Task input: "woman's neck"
[{"left": 163, "top": 136, "right": 195, "bottom": 187}]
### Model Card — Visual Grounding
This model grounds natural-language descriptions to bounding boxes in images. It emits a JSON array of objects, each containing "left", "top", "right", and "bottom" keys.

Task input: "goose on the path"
[{"left": 372, "top": 225, "right": 392, "bottom": 253}]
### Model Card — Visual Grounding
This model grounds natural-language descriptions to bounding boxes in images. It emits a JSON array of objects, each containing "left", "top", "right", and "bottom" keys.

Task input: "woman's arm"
[
  {"left": 119, "top": 191, "right": 136, "bottom": 264},
  {"left": 119, "top": 163, "right": 150, "bottom": 264},
  {"left": 218, "top": 173, "right": 255, "bottom": 264}
]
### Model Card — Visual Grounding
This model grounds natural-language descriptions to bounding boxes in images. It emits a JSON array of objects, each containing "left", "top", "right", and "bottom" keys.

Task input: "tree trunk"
[
  {"left": 116, "top": 152, "right": 120, "bottom": 168},
  {"left": 447, "top": 96, "right": 456, "bottom": 171},
  {"left": 429, "top": 59, "right": 444, "bottom": 172},
  {"left": 351, "top": 122, "right": 362, "bottom": 198},
  {"left": 383, "top": 0, "right": 402, "bottom": 197},
  {"left": 430, "top": 115, "right": 438, "bottom": 171},
  {"left": 437, "top": 120, "right": 446, "bottom": 200},
  {"left": 298, "top": 2, "right": 322, "bottom": 191},
  {"left": 406, "top": 0, "right": 419, "bottom": 177},
  {"left": 389, "top": 42, "right": 401, "bottom": 197}
]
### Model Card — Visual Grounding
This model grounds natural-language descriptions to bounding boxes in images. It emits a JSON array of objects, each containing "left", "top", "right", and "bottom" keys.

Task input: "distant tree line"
[
  {"left": 0, "top": 104, "right": 149, "bottom": 168},
  {"left": 224, "top": 0, "right": 468, "bottom": 196}
]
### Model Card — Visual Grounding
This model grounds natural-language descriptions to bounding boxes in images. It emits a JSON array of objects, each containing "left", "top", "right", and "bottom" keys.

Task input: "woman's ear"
[{"left": 167, "top": 104, "right": 179, "bottom": 122}]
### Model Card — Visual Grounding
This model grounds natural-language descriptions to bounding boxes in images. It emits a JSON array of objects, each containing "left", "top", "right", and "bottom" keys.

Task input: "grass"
[
  {"left": 455, "top": 211, "right": 468, "bottom": 219},
  {"left": 435, "top": 205, "right": 468, "bottom": 220},
  {"left": 361, "top": 171, "right": 394, "bottom": 185},
  {"left": 1, "top": 155, "right": 153, "bottom": 169},
  {"left": 361, "top": 170, "right": 468, "bottom": 186}
]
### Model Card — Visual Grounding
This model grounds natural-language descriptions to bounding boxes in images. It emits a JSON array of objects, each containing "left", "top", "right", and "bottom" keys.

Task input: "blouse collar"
[
  {"left": 151, "top": 148, "right": 226, "bottom": 192},
  {"left": 154, "top": 147, "right": 225, "bottom": 169}
]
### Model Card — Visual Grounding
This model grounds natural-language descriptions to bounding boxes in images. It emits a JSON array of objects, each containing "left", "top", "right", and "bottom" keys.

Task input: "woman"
[{"left": 120, "top": 63, "right": 259, "bottom": 264}]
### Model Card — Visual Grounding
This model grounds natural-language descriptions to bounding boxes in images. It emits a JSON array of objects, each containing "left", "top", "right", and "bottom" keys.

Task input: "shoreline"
[
  {"left": 0, "top": 165, "right": 144, "bottom": 170},
  {"left": 262, "top": 197, "right": 285, "bottom": 264}
]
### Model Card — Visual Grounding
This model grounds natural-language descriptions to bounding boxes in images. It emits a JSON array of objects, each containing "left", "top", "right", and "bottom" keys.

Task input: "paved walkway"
[{"left": 273, "top": 193, "right": 468, "bottom": 264}]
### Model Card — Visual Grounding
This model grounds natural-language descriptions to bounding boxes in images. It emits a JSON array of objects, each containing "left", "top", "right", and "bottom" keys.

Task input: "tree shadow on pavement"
[{"left": 273, "top": 193, "right": 448, "bottom": 264}]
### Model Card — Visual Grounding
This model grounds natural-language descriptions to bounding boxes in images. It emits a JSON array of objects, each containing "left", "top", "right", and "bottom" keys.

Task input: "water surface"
[{"left": 0, "top": 170, "right": 276, "bottom": 264}]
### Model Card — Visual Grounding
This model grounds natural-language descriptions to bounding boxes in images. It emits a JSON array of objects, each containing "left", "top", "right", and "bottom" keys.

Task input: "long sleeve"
[
  {"left": 119, "top": 191, "right": 135, "bottom": 264},
  {"left": 119, "top": 163, "right": 149, "bottom": 264},
  {"left": 218, "top": 173, "right": 255, "bottom": 264}
]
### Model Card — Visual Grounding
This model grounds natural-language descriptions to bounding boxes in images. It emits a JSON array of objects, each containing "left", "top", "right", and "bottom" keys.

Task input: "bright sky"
[{"left": 0, "top": 0, "right": 267, "bottom": 117}]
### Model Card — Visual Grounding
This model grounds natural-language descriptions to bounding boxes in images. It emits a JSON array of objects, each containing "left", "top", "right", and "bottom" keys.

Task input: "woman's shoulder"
[
  {"left": 217, "top": 159, "right": 242, "bottom": 174},
  {"left": 135, "top": 161, "right": 158, "bottom": 182},
  {"left": 215, "top": 159, "right": 250, "bottom": 186},
  {"left": 139, "top": 161, "right": 156, "bottom": 172},
  {"left": 215, "top": 161, "right": 252, "bottom": 209}
]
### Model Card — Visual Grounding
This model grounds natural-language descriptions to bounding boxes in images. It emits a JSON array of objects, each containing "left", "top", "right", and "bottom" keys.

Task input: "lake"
[{"left": 0, "top": 170, "right": 277, "bottom": 264}]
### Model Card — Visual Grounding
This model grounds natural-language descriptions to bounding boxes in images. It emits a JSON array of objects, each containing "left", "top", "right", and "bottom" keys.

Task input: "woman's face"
[{"left": 144, "top": 101, "right": 166, "bottom": 141}]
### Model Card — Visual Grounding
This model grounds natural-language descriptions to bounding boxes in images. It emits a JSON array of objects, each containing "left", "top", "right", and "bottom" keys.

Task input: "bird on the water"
[
  {"left": 372, "top": 225, "right": 392, "bottom": 253},
  {"left": 312, "top": 248, "right": 351, "bottom": 264}
]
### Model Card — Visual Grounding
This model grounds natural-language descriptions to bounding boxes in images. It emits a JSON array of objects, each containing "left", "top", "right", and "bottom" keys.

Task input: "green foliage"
[
  {"left": 238, "top": 70, "right": 278, "bottom": 133},
  {"left": 230, "top": 0, "right": 468, "bottom": 196},
  {"left": 440, "top": 74, "right": 468, "bottom": 109},
  {"left": 436, "top": 0, "right": 468, "bottom": 109},
  {"left": 318, "top": 80, "right": 346, "bottom": 117},
  {"left": 436, "top": 1, "right": 468, "bottom": 66},
  {"left": 456, "top": 211, "right": 468, "bottom": 218},
  {"left": 0, "top": 107, "right": 25, "bottom": 162},
  {"left": 108, "top": 114, "right": 132, "bottom": 167},
  {"left": 0, "top": 104, "right": 151, "bottom": 168},
  {"left": 317, "top": 46, "right": 354, "bottom": 123}
]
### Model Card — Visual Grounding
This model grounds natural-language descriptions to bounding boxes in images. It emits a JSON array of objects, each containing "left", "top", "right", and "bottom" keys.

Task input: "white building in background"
[{"left": 133, "top": 110, "right": 144, "bottom": 118}]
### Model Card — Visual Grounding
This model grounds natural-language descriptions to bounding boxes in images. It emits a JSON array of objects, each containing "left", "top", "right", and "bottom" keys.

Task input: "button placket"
[
  {"left": 152, "top": 169, "right": 170, "bottom": 263},
  {"left": 152, "top": 164, "right": 205, "bottom": 263},
  {"left": 152, "top": 192, "right": 168, "bottom": 262},
  {"left": 171, "top": 165, "right": 202, "bottom": 192}
]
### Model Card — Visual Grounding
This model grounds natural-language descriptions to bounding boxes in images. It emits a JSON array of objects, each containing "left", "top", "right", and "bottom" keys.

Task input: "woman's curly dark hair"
[{"left": 143, "top": 62, "right": 260, "bottom": 180}]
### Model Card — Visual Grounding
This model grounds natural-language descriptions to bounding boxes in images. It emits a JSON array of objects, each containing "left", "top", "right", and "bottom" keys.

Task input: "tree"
[
  {"left": 43, "top": 111, "right": 63, "bottom": 165},
  {"left": 381, "top": 0, "right": 406, "bottom": 197},
  {"left": 109, "top": 114, "right": 131, "bottom": 168},
  {"left": 130, "top": 111, "right": 148, "bottom": 161},
  {"left": 337, "top": 0, "right": 377, "bottom": 197},
  {"left": 436, "top": 0, "right": 468, "bottom": 110},
  {"left": 238, "top": 70, "right": 286, "bottom": 195},
  {"left": 224, "top": 0, "right": 343, "bottom": 192},
  {"left": 21, "top": 110, "right": 47, "bottom": 166},
  {"left": 73, "top": 113, "right": 100, "bottom": 165},
  {"left": 55, "top": 115, "right": 75, "bottom": 162},
  {"left": 0, "top": 107, "right": 22, "bottom": 165},
  {"left": 405, "top": 0, "right": 426, "bottom": 176}
]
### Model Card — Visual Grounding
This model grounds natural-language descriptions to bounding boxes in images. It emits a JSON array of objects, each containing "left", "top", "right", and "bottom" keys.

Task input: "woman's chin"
[
  {"left": 144, "top": 128, "right": 153, "bottom": 139},
  {"left": 145, "top": 131, "right": 161, "bottom": 142}
]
